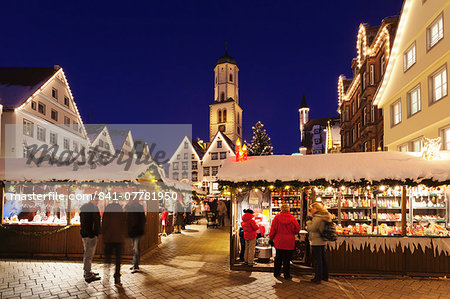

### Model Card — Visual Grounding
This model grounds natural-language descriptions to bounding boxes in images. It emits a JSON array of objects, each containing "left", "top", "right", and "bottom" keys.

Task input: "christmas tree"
[{"left": 246, "top": 121, "right": 273, "bottom": 156}]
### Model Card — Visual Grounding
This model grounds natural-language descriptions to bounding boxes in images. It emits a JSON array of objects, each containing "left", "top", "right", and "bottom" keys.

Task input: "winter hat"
[{"left": 244, "top": 209, "right": 254, "bottom": 214}]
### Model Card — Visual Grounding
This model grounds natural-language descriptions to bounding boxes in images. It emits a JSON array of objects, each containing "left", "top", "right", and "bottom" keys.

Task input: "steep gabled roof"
[
  {"left": 109, "top": 129, "right": 130, "bottom": 151},
  {"left": 191, "top": 138, "right": 206, "bottom": 159},
  {"left": 220, "top": 132, "right": 236, "bottom": 154},
  {"left": 85, "top": 124, "right": 106, "bottom": 143},
  {"left": 0, "top": 67, "right": 57, "bottom": 108}
]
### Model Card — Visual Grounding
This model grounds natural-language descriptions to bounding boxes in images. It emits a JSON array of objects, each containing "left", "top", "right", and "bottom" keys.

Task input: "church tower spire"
[
  {"left": 299, "top": 92, "right": 310, "bottom": 143},
  {"left": 209, "top": 46, "right": 243, "bottom": 144}
]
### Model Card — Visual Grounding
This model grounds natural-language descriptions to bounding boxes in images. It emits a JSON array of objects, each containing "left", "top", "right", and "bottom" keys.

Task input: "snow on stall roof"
[
  {"left": 0, "top": 158, "right": 193, "bottom": 191},
  {"left": 1, "top": 158, "right": 151, "bottom": 182},
  {"left": 217, "top": 151, "right": 450, "bottom": 184}
]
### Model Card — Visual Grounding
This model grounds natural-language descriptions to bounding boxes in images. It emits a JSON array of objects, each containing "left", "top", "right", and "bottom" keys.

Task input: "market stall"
[
  {"left": 218, "top": 151, "right": 450, "bottom": 275},
  {"left": 0, "top": 159, "right": 190, "bottom": 259}
]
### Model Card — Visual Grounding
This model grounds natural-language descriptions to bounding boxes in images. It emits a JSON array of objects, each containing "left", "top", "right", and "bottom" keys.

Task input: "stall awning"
[{"left": 217, "top": 151, "right": 450, "bottom": 186}]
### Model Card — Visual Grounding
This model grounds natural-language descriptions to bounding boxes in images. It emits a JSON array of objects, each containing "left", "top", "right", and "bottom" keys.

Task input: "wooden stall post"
[
  {"left": 310, "top": 187, "right": 316, "bottom": 203},
  {"left": 229, "top": 187, "right": 236, "bottom": 268},
  {"left": 401, "top": 186, "right": 407, "bottom": 236}
]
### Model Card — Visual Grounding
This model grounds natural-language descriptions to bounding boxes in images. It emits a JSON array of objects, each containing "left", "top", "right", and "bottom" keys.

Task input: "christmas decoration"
[
  {"left": 246, "top": 121, "right": 273, "bottom": 156},
  {"left": 235, "top": 139, "right": 248, "bottom": 162}
]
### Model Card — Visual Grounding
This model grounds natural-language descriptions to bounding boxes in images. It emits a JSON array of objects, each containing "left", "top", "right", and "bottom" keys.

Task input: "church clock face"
[{"left": 219, "top": 125, "right": 226, "bottom": 132}]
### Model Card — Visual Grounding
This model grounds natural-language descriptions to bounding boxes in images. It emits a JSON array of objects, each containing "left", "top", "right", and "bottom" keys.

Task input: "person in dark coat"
[
  {"left": 269, "top": 204, "right": 301, "bottom": 280},
  {"left": 102, "top": 202, "right": 126, "bottom": 284},
  {"left": 174, "top": 200, "right": 184, "bottom": 233},
  {"left": 125, "top": 200, "right": 146, "bottom": 272},
  {"left": 80, "top": 200, "right": 101, "bottom": 282}
]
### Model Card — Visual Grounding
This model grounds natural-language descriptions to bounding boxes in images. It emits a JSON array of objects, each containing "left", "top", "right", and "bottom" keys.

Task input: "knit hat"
[{"left": 244, "top": 209, "right": 254, "bottom": 214}]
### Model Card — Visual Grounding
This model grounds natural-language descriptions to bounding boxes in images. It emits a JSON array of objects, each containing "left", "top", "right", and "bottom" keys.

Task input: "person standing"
[
  {"left": 269, "top": 204, "right": 300, "bottom": 280},
  {"left": 174, "top": 200, "right": 184, "bottom": 233},
  {"left": 307, "top": 202, "right": 332, "bottom": 284},
  {"left": 241, "top": 209, "right": 259, "bottom": 266},
  {"left": 217, "top": 201, "right": 228, "bottom": 227},
  {"left": 102, "top": 202, "right": 126, "bottom": 284},
  {"left": 125, "top": 200, "right": 146, "bottom": 273},
  {"left": 80, "top": 200, "right": 101, "bottom": 283}
]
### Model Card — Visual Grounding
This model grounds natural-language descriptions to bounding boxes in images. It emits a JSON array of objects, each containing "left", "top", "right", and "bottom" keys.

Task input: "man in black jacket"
[
  {"left": 125, "top": 200, "right": 146, "bottom": 272},
  {"left": 80, "top": 200, "right": 101, "bottom": 282}
]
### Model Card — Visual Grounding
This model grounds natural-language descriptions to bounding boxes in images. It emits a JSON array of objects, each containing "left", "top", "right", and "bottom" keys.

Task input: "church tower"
[
  {"left": 299, "top": 92, "right": 309, "bottom": 143},
  {"left": 209, "top": 49, "right": 243, "bottom": 144}
]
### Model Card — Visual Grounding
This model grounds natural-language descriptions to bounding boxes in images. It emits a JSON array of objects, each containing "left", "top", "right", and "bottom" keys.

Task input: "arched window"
[
  {"left": 220, "top": 92, "right": 225, "bottom": 101},
  {"left": 237, "top": 112, "right": 240, "bottom": 124},
  {"left": 218, "top": 110, "right": 222, "bottom": 123},
  {"left": 229, "top": 74, "right": 233, "bottom": 82},
  {"left": 223, "top": 109, "right": 227, "bottom": 122}
]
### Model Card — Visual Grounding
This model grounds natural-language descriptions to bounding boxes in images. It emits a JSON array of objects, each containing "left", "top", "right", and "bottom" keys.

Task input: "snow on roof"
[
  {"left": 0, "top": 67, "right": 56, "bottom": 108},
  {"left": 217, "top": 151, "right": 450, "bottom": 186},
  {"left": 1, "top": 158, "right": 150, "bottom": 182},
  {"left": 0, "top": 158, "right": 193, "bottom": 191}
]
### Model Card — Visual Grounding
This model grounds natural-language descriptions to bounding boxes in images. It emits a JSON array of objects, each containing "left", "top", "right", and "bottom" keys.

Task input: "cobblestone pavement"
[{"left": 0, "top": 222, "right": 449, "bottom": 299}]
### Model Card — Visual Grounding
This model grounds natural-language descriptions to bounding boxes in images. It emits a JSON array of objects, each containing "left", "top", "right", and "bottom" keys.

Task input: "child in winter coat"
[{"left": 241, "top": 209, "right": 259, "bottom": 265}]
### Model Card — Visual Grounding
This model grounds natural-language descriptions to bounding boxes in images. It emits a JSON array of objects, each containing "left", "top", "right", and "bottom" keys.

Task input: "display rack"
[{"left": 319, "top": 186, "right": 449, "bottom": 236}]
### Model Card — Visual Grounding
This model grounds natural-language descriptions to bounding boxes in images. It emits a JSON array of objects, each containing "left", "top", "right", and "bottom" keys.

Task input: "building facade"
[
  {"left": 299, "top": 94, "right": 340, "bottom": 154},
  {"left": 374, "top": 0, "right": 450, "bottom": 152},
  {"left": 338, "top": 17, "right": 399, "bottom": 152},
  {"left": 0, "top": 66, "right": 90, "bottom": 159},
  {"left": 168, "top": 136, "right": 205, "bottom": 185},
  {"left": 209, "top": 50, "right": 243, "bottom": 145},
  {"left": 201, "top": 131, "right": 235, "bottom": 194}
]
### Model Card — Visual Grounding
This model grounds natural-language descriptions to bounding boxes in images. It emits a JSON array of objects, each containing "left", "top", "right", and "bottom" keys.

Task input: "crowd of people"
[
  {"left": 80, "top": 197, "right": 330, "bottom": 285},
  {"left": 80, "top": 199, "right": 146, "bottom": 284},
  {"left": 240, "top": 202, "right": 332, "bottom": 284}
]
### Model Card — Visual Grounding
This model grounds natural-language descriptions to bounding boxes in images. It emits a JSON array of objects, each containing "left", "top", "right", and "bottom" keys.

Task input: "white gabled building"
[
  {"left": 109, "top": 129, "right": 135, "bottom": 157},
  {"left": 168, "top": 136, "right": 205, "bottom": 186},
  {"left": 85, "top": 124, "right": 115, "bottom": 155},
  {"left": 0, "top": 66, "right": 90, "bottom": 159},
  {"left": 201, "top": 131, "right": 235, "bottom": 194}
]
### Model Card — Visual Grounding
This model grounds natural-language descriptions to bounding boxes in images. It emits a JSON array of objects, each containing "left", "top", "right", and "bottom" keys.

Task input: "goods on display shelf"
[
  {"left": 317, "top": 185, "right": 449, "bottom": 237},
  {"left": 271, "top": 191, "right": 304, "bottom": 222}
]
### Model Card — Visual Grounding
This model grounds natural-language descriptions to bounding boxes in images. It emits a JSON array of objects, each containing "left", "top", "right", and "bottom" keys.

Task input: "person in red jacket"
[
  {"left": 269, "top": 204, "right": 301, "bottom": 279},
  {"left": 241, "top": 209, "right": 259, "bottom": 265}
]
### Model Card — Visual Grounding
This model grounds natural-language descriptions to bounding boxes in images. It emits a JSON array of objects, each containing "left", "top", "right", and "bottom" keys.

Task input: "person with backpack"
[
  {"left": 269, "top": 204, "right": 300, "bottom": 280},
  {"left": 241, "top": 209, "right": 259, "bottom": 265},
  {"left": 306, "top": 202, "right": 332, "bottom": 284}
]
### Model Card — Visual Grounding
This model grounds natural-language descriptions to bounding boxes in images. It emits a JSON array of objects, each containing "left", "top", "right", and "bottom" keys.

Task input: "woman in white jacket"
[{"left": 306, "top": 202, "right": 332, "bottom": 284}]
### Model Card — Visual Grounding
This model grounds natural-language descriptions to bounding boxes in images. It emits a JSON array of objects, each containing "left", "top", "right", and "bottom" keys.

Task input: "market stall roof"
[
  {"left": 0, "top": 158, "right": 191, "bottom": 191},
  {"left": 217, "top": 151, "right": 450, "bottom": 186}
]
